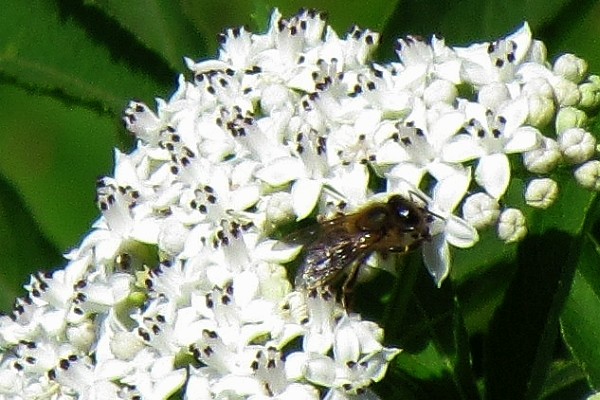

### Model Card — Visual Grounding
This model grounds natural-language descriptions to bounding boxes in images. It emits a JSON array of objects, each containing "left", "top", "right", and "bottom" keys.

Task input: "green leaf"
[
  {"left": 380, "top": 0, "right": 568, "bottom": 43},
  {"left": 0, "top": 174, "right": 63, "bottom": 312},
  {"left": 0, "top": 0, "right": 171, "bottom": 113},
  {"left": 561, "top": 233, "right": 600, "bottom": 390},
  {"left": 540, "top": 360, "right": 590, "bottom": 400},
  {"left": 483, "top": 230, "right": 579, "bottom": 400},
  {"left": 379, "top": 260, "right": 480, "bottom": 400},
  {"left": 537, "top": 0, "right": 600, "bottom": 73},
  {"left": 86, "top": 0, "right": 208, "bottom": 71},
  {"left": 0, "top": 84, "right": 119, "bottom": 251}
]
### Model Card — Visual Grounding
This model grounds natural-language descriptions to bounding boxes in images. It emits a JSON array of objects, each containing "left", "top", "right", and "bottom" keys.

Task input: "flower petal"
[
  {"left": 292, "top": 178, "right": 323, "bottom": 220},
  {"left": 422, "top": 236, "right": 451, "bottom": 287},
  {"left": 441, "top": 134, "right": 484, "bottom": 162},
  {"left": 475, "top": 153, "right": 510, "bottom": 199},
  {"left": 255, "top": 157, "right": 305, "bottom": 186},
  {"left": 504, "top": 126, "right": 540, "bottom": 153}
]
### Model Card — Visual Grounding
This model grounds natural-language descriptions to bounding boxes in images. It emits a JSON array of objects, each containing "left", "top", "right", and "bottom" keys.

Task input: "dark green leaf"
[
  {"left": 0, "top": 174, "right": 63, "bottom": 312},
  {"left": 0, "top": 84, "right": 118, "bottom": 250},
  {"left": 379, "top": 260, "right": 480, "bottom": 400},
  {"left": 484, "top": 230, "right": 579, "bottom": 400},
  {"left": 540, "top": 359, "right": 590, "bottom": 400},
  {"left": 87, "top": 0, "right": 208, "bottom": 70},
  {"left": 0, "top": 0, "right": 172, "bottom": 113},
  {"left": 561, "top": 233, "right": 600, "bottom": 389}
]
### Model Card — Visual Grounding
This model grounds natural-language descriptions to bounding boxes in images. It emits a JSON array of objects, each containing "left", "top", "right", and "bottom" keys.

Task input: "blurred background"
[{"left": 1, "top": 0, "right": 598, "bottom": 311}]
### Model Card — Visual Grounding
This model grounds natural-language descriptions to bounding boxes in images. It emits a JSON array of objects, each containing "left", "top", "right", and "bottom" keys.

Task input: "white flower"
[
  {"left": 442, "top": 99, "right": 540, "bottom": 199},
  {"left": 381, "top": 98, "right": 467, "bottom": 186},
  {"left": 291, "top": 312, "right": 400, "bottom": 398},
  {"left": 393, "top": 34, "right": 462, "bottom": 92},
  {"left": 455, "top": 22, "right": 536, "bottom": 86}
]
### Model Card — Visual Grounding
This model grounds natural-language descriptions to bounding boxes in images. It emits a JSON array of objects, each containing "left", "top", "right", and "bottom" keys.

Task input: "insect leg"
[{"left": 340, "top": 255, "right": 370, "bottom": 309}]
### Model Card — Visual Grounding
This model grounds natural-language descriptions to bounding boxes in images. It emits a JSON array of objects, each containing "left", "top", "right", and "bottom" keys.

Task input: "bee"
[{"left": 291, "top": 194, "right": 434, "bottom": 304}]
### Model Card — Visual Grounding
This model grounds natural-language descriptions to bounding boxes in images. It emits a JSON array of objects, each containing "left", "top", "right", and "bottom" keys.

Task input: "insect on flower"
[{"left": 289, "top": 194, "right": 436, "bottom": 305}]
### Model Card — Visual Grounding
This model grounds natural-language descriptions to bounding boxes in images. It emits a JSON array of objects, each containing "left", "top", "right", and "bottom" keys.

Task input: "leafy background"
[{"left": 1, "top": 0, "right": 600, "bottom": 399}]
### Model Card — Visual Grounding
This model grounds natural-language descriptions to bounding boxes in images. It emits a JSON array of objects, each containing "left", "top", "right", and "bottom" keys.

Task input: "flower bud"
[
  {"left": 579, "top": 75, "right": 600, "bottom": 109},
  {"left": 526, "top": 94, "right": 554, "bottom": 128},
  {"left": 265, "top": 192, "right": 295, "bottom": 226},
  {"left": 522, "top": 137, "right": 562, "bottom": 174},
  {"left": 522, "top": 77, "right": 554, "bottom": 99},
  {"left": 553, "top": 77, "right": 581, "bottom": 106},
  {"left": 574, "top": 160, "right": 600, "bottom": 191},
  {"left": 553, "top": 53, "right": 587, "bottom": 83},
  {"left": 555, "top": 106, "right": 588, "bottom": 134},
  {"left": 497, "top": 208, "right": 527, "bottom": 243},
  {"left": 557, "top": 127, "right": 596, "bottom": 164},
  {"left": 525, "top": 178, "right": 558, "bottom": 209},
  {"left": 462, "top": 192, "right": 500, "bottom": 229},
  {"left": 158, "top": 219, "right": 189, "bottom": 256}
]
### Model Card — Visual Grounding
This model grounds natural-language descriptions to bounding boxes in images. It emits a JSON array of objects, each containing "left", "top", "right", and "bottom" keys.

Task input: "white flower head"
[{"left": 4, "top": 10, "right": 600, "bottom": 399}]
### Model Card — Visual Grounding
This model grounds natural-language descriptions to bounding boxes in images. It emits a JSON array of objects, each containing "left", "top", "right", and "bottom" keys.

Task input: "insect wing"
[{"left": 295, "top": 221, "right": 374, "bottom": 289}]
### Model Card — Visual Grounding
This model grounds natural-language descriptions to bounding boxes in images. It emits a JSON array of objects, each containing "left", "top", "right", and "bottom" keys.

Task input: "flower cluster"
[{"left": 1, "top": 9, "right": 599, "bottom": 400}]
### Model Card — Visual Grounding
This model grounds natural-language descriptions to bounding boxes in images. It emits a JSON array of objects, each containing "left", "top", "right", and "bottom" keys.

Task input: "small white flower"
[
  {"left": 557, "top": 127, "right": 597, "bottom": 164},
  {"left": 123, "top": 101, "right": 164, "bottom": 145},
  {"left": 442, "top": 99, "right": 540, "bottom": 199},
  {"left": 462, "top": 192, "right": 500, "bottom": 229},
  {"left": 394, "top": 34, "right": 462, "bottom": 92},
  {"left": 525, "top": 178, "right": 559, "bottom": 209},
  {"left": 497, "top": 208, "right": 527, "bottom": 243},
  {"left": 455, "top": 22, "right": 535, "bottom": 86},
  {"left": 574, "top": 160, "right": 600, "bottom": 190},
  {"left": 383, "top": 98, "right": 467, "bottom": 186}
]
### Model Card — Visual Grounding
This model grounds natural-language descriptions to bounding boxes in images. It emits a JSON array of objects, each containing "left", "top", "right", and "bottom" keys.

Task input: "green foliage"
[{"left": 1, "top": 0, "right": 599, "bottom": 398}]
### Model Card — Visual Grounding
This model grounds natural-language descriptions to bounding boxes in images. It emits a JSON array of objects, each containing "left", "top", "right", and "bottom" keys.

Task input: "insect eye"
[
  {"left": 393, "top": 203, "right": 422, "bottom": 229},
  {"left": 389, "top": 197, "right": 421, "bottom": 231}
]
